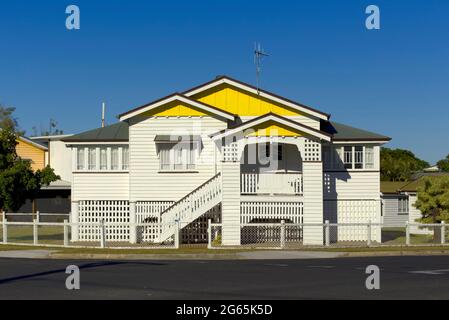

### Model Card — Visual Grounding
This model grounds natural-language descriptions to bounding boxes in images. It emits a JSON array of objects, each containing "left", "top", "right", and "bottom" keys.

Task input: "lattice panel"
[
  {"left": 78, "top": 200, "right": 130, "bottom": 242},
  {"left": 222, "top": 143, "right": 239, "bottom": 162},
  {"left": 304, "top": 139, "right": 321, "bottom": 162},
  {"left": 241, "top": 201, "right": 304, "bottom": 224}
]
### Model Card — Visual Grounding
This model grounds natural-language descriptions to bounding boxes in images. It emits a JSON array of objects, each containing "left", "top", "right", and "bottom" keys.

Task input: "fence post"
[
  {"left": 129, "top": 202, "right": 137, "bottom": 244},
  {"left": 280, "top": 220, "right": 286, "bottom": 249},
  {"left": 174, "top": 221, "right": 180, "bottom": 249},
  {"left": 207, "top": 219, "right": 212, "bottom": 249},
  {"left": 36, "top": 211, "right": 40, "bottom": 223},
  {"left": 1, "top": 211, "right": 5, "bottom": 222},
  {"left": 406, "top": 221, "right": 410, "bottom": 246},
  {"left": 64, "top": 220, "right": 69, "bottom": 247},
  {"left": 100, "top": 219, "right": 106, "bottom": 249},
  {"left": 441, "top": 221, "right": 446, "bottom": 245},
  {"left": 324, "top": 220, "right": 330, "bottom": 247},
  {"left": 33, "top": 219, "right": 38, "bottom": 246},
  {"left": 366, "top": 220, "right": 372, "bottom": 247},
  {"left": 3, "top": 218, "right": 7, "bottom": 244}
]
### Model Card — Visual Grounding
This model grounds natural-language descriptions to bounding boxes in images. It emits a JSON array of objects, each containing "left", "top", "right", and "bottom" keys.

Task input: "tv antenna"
[{"left": 254, "top": 42, "right": 269, "bottom": 94}]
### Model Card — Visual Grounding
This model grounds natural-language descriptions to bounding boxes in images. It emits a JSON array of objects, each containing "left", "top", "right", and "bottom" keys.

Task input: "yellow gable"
[
  {"left": 191, "top": 84, "right": 305, "bottom": 117},
  {"left": 142, "top": 101, "right": 209, "bottom": 117},
  {"left": 244, "top": 121, "right": 303, "bottom": 137}
]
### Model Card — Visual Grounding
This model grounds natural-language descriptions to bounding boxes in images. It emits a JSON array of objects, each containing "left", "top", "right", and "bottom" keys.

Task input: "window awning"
[{"left": 154, "top": 135, "right": 202, "bottom": 143}]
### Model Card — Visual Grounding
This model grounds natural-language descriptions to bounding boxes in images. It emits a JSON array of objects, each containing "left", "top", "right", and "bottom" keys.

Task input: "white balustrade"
[{"left": 241, "top": 173, "right": 303, "bottom": 195}]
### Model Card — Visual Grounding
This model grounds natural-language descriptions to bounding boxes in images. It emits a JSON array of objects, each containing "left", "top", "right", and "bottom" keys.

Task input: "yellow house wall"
[
  {"left": 16, "top": 140, "right": 46, "bottom": 171},
  {"left": 191, "top": 84, "right": 305, "bottom": 117}
]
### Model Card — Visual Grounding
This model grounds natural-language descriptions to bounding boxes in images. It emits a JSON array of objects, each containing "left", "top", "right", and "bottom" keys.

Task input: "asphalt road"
[{"left": 1, "top": 256, "right": 449, "bottom": 300}]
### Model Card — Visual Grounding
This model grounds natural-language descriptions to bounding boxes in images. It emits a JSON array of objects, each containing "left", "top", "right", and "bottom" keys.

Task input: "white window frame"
[
  {"left": 398, "top": 196, "right": 409, "bottom": 215},
  {"left": 332, "top": 145, "right": 377, "bottom": 171},
  {"left": 158, "top": 142, "right": 198, "bottom": 172},
  {"left": 74, "top": 145, "right": 129, "bottom": 172}
]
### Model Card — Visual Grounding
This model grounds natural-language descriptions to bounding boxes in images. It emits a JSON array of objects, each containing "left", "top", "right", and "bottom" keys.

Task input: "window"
[
  {"left": 354, "top": 146, "right": 364, "bottom": 169},
  {"left": 365, "top": 146, "right": 374, "bottom": 169},
  {"left": 159, "top": 143, "right": 197, "bottom": 171},
  {"left": 343, "top": 146, "right": 353, "bottom": 169},
  {"left": 337, "top": 146, "right": 376, "bottom": 170},
  {"left": 88, "top": 148, "right": 97, "bottom": 170},
  {"left": 100, "top": 148, "right": 108, "bottom": 170},
  {"left": 111, "top": 147, "right": 119, "bottom": 170},
  {"left": 398, "top": 196, "right": 409, "bottom": 214},
  {"left": 122, "top": 147, "right": 129, "bottom": 170},
  {"left": 77, "top": 148, "right": 85, "bottom": 170}
]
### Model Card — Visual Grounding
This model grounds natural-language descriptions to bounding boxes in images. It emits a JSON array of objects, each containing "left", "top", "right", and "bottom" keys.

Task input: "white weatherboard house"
[{"left": 63, "top": 76, "right": 391, "bottom": 246}]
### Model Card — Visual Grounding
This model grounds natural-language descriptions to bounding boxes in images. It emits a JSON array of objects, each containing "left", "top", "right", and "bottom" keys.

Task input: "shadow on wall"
[{"left": 323, "top": 148, "right": 351, "bottom": 224}]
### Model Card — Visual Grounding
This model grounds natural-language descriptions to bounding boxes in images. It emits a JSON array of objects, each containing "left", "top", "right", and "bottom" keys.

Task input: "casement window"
[
  {"left": 111, "top": 147, "right": 119, "bottom": 170},
  {"left": 343, "top": 146, "right": 353, "bottom": 169},
  {"left": 159, "top": 143, "right": 197, "bottom": 171},
  {"left": 398, "top": 196, "right": 409, "bottom": 214},
  {"left": 100, "top": 148, "right": 108, "bottom": 170},
  {"left": 365, "top": 146, "right": 374, "bottom": 169},
  {"left": 77, "top": 148, "right": 85, "bottom": 170},
  {"left": 75, "top": 146, "right": 129, "bottom": 172},
  {"left": 324, "top": 145, "right": 376, "bottom": 170},
  {"left": 122, "top": 147, "right": 129, "bottom": 170},
  {"left": 88, "top": 148, "right": 97, "bottom": 170}
]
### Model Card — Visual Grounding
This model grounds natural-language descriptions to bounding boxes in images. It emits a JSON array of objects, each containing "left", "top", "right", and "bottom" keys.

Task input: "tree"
[
  {"left": 0, "top": 105, "right": 25, "bottom": 135},
  {"left": 32, "top": 118, "right": 64, "bottom": 137},
  {"left": 380, "top": 148, "right": 430, "bottom": 181},
  {"left": 415, "top": 177, "right": 449, "bottom": 223},
  {"left": 0, "top": 128, "right": 59, "bottom": 212},
  {"left": 437, "top": 154, "right": 449, "bottom": 172}
]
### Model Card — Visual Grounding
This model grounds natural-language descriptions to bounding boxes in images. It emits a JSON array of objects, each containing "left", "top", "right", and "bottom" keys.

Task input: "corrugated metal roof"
[
  {"left": 380, "top": 181, "right": 410, "bottom": 194},
  {"left": 62, "top": 122, "right": 129, "bottom": 142},
  {"left": 322, "top": 121, "right": 391, "bottom": 141}
]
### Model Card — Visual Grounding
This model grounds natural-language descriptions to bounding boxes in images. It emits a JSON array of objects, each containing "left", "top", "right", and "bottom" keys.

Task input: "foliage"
[
  {"left": 0, "top": 105, "right": 25, "bottom": 135},
  {"left": 415, "top": 177, "right": 449, "bottom": 223},
  {"left": 437, "top": 154, "right": 449, "bottom": 173},
  {"left": 32, "top": 118, "right": 64, "bottom": 136},
  {"left": 0, "top": 127, "right": 59, "bottom": 212},
  {"left": 380, "top": 148, "right": 430, "bottom": 181}
]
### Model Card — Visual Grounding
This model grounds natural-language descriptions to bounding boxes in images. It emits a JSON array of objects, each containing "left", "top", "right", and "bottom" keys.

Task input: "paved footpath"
[{"left": 1, "top": 256, "right": 449, "bottom": 299}]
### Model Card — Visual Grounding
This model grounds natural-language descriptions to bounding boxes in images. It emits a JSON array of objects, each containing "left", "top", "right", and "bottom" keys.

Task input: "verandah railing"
[{"left": 241, "top": 173, "right": 303, "bottom": 195}]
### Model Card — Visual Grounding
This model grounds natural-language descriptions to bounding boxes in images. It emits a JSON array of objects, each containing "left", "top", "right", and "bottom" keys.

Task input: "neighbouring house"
[
  {"left": 63, "top": 76, "right": 391, "bottom": 245},
  {"left": 381, "top": 172, "right": 449, "bottom": 234},
  {"left": 13, "top": 134, "right": 73, "bottom": 217}
]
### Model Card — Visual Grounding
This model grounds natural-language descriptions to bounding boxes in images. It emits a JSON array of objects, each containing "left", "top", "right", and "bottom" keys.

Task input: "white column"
[
  {"left": 129, "top": 201, "right": 137, "bottom": 244},
  {"left": 302, "top": 161, "right": 324, "bottom": 245},
  {"left": 71, "top": 201, "right": 79, "bottom": 242},
  {"left": 221, "top": 162, "right": 241, "bottom": 246}
]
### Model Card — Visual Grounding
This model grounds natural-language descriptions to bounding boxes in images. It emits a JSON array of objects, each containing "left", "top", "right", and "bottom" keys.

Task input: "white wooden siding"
[
  {"left": 324, "top": 171, "right": 380, "bottom": 200},
  {"left": 302, "top": 162, "right": 324, "bottom": 245},
  {"left": 129, "top": 116, "right": 226, "bottom": 202},
  {"left": 72, "top": 173, "right": 129, "bottom": 201},
  {"left": 382, "top": 196, "right": 409, "bottom": 227}
]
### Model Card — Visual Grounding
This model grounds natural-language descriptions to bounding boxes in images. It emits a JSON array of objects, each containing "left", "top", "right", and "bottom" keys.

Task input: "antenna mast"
[
  {"left": 101, "top": 102, "right": 106, "bottom": 128},
  {"left": 254, "top": 42, "right": 269, "bottom": 94}
]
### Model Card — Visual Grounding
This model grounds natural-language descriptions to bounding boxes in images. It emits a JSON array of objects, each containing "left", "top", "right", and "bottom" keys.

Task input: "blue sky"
[{"left": 0, "top": 0, "right": 448, "bottom": 164}]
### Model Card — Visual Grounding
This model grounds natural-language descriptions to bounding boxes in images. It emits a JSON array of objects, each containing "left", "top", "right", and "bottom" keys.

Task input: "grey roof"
[
  {"left": 62, "top": 120, "right": 390, "bottom": 143},
  {"left": 322, "top": 121, "right": 391, "bottom": 142},
  {"left": 62, "top": 122, "right": 129, "bottom": 142},
  {"left": 410, "top": 172, "right": 449, "bottom": 181}
]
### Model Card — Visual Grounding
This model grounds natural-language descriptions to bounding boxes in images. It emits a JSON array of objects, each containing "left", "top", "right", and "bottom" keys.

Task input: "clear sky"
[{"left": 0, "top": 0, "right": 448, "bottom": 164}]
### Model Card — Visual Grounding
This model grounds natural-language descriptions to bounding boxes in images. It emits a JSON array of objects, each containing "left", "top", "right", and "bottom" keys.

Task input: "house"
[
  {"left": 381, "top": 172, "right": 449, "bottom": 234},
  {"left": 63, "top": 76, "right": 391, "bottom": 245},
  {"left": 12, "top": 135, "right": 73, "bottom": 216},
  {"left": 16, "top": 136, "right": 48, "bottom": 171}
]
